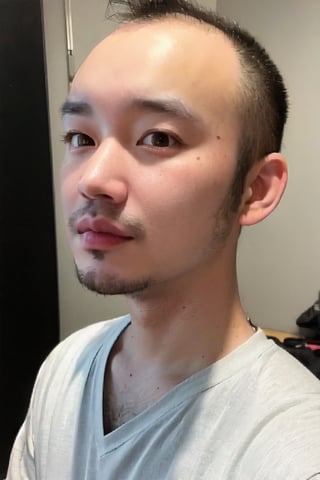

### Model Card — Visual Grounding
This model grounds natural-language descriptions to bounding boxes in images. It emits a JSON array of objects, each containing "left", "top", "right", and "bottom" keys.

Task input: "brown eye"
[
  {"left": 138, "top": 131, "right": 178, "bottom": 147},
  {"left": 64, "top": 132, "right": 95, "bottom": 148}
]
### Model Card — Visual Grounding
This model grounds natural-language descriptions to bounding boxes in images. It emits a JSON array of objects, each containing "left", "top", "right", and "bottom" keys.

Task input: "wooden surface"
[{"left": 262, "top": 328, "right": 301, "bottom": 342}]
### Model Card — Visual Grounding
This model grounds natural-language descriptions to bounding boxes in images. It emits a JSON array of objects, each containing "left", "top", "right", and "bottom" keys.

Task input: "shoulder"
[
  {"left": 257, "top": 336, "right": 320, "bottom": 393},
  {"left": 6, "top": 315, "right": 131, "bottom": 477},
  {"left": 241, "top": 334, "right": 320, "bottom": 479},
  {"left": 251, "top": 334, "right": 320, "bottom": 423}
]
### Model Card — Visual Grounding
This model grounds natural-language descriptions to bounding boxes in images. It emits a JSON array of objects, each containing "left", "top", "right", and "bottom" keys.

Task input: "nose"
[{"left": 78, "top": 140, "right": 129, "bottom": 205}]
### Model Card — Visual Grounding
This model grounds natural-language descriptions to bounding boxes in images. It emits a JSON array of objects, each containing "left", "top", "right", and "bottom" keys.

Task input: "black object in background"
[
  {"left": 296, "top": 291, "right": 320, "bottom": 336},
  {"left": 0, "top": 0, "right": 60, "bottom": 475}
]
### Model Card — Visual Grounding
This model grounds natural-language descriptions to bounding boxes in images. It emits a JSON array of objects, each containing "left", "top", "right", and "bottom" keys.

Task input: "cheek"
[
  {"left": 168, "top": 155, "right": 234, "bottom": 204},
  {"left": 136, "top": 158, "right": 232, "bottom": 232}
]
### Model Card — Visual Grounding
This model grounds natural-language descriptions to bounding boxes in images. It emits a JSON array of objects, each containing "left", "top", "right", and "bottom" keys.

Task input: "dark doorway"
[{"left": 0, "top": 0, "right": 60, "bottom": 475}]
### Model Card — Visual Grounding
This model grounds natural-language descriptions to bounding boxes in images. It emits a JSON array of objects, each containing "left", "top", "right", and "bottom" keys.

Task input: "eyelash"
[
  {"left": 62, "top": 129, "right": 183, "bottom": 150},
  {"left": 62, "top": 131, "right": 95, "bottom": 148},
  {"left": 137, "top": 130, "right": 182, "bottom": 149}
]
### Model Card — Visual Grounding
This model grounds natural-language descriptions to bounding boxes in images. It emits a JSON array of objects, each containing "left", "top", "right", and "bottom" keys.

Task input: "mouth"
[{"left": 76, "top": 217, "right": 134, "bottom": 250}]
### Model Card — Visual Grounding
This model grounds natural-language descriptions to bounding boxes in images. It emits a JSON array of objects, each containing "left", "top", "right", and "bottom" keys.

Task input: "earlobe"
[{"left": 239, "top": 153, "right": 288, "bottom": 226}]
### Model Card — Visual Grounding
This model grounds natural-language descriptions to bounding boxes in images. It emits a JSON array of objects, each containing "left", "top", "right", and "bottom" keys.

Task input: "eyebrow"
[
  {"left": 130, "top": 97, "right": 202, "bottom": 124},
  {"left": 60, "top": 96, "right": 202, "bottom": 125},
  {"left": 60, "top": 100, "right": 93, "bottom": 117}
]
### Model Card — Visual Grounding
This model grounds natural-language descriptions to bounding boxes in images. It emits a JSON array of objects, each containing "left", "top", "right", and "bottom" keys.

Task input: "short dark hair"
[{"left": 107, "top": 0, "right": 288, "bottom": 210}]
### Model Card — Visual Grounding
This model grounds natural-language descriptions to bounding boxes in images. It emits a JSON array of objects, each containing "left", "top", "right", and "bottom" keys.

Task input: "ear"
[{"left": 239, "top": 153, "right": 288, "bottom": 226}]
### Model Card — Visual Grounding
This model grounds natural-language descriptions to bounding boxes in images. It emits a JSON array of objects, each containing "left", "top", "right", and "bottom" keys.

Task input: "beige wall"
[
  {"left": 42, "top": 0, "right": 319, "bottom": 339},
  {"left": 217, "top": 0, "right": 320, "bottom": 333}
]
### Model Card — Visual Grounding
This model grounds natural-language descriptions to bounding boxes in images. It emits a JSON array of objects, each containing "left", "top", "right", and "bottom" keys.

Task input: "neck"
[{"left": 122, "top": 262, "right": 253, "bottom": 380}]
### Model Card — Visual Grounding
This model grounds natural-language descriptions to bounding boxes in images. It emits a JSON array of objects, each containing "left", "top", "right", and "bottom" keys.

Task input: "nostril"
[
  {"left": 78, "top": 176, "right": 128, "bottom": 205},
  {"left": 78, "top": 178, "right": 96, "bottom": 200}
]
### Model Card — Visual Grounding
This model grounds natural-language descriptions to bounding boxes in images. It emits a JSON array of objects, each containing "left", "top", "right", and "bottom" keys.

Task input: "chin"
[{"left": 75, "top": 264, "right": 150, "bottom": 296}]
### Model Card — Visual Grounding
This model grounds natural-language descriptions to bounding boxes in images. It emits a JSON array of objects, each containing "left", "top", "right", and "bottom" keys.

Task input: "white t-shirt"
[{"left": 6, "top": 315, "right": 320, "bottom": 479}]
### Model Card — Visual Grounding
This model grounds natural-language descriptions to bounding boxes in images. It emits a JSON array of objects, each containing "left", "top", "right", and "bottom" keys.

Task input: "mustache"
[{"left": 68, "top": 200, "right": 145, "bottom": 239}]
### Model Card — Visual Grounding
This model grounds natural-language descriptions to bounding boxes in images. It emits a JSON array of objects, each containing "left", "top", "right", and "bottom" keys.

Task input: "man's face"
[{"left": 61, "top": 19, "right": 243, "bottom": 296}]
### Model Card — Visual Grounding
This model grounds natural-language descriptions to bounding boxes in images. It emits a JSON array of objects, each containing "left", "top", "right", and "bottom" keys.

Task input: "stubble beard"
[
  {"left": 71, "top": 176, "right": 239, "bottom": 296},
  {"left": 75, "top": 260, "right": 151, "bottom": 296},
  {"left": 69, "top": 202, "right": 150, "bottom": 296},
  {"left": 74, "top": 199, "right": 236, "bottom": 297}
]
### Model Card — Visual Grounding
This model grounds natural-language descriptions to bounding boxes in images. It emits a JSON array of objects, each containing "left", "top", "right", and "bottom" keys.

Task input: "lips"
[{"left": 76, "top": 217, "right": 133, "bottom": 250}]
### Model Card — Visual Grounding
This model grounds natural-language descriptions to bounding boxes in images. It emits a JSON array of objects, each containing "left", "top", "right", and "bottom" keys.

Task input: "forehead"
[{"left": 70, "top": 18, "right": 241, "bottom": 120}]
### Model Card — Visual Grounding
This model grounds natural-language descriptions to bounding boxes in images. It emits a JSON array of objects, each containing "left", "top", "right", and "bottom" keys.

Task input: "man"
[{"left": 6, "top": 1, "right": 320, "bottom": 479}]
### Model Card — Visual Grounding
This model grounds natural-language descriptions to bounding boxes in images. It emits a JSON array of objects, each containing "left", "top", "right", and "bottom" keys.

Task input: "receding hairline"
[
  {"left": 109, "top": 14, "right": 247, "bottom": 112},
  {"left": 112, "top": 13, "right": 240, "bottom": 56}
]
